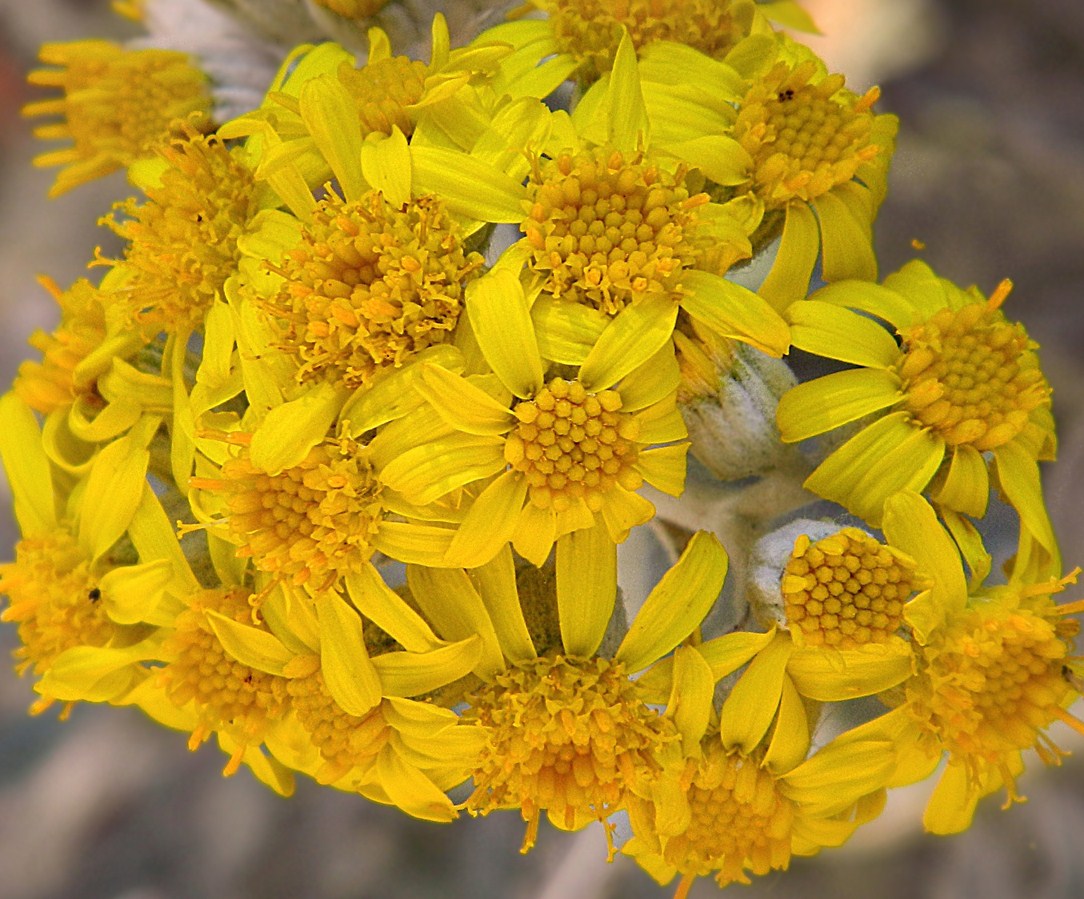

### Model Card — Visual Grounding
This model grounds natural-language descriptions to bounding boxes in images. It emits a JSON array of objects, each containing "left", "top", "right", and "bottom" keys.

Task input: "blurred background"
[{"left": 1, "top": 1, "right": 1083, "bottom": 897}]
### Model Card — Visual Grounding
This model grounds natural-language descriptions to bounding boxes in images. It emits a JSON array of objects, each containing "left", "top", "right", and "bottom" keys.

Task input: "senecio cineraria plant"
[{"left": 4, "top": 0, "right": 1083, "bottom": 893}]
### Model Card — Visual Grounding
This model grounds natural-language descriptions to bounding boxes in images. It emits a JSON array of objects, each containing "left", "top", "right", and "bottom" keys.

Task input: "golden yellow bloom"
[
  {"left": 24, "top": 40, "right": 212, "bottom": 196},
  {"left": 624, "top": 641, "right": 892, "bottom": 894},
  {"left": 841, "top": 491, "right": 1084, "bottom": 834},
  {"left": 535, "top": 0, "right": 757, "bottom": 81},
  {"left": 638, "top": 41, "right": 898, "bottom": 307},
  {"left": 0, "top": 530, "right": 115, "bottom": 715},
  {"left": 161, "top": 586, "right": 290, "bottom": 775},
  {"left": 101, "top": 127, "right": 260, "bottom": 336},
  {"left": 466, "top": 653, "right": 676, "bottom": 850},
  {"left": 781, "top": 528, "right": 917, "bottom": 649},
  {"left": 524, "top": 147, "right": 720, "bottom": 313},
  {"left": 266, "top": 187, "right": 483, "bottom": 389},
  {"left": 15, "top": 277, "right": 110, "bottom": 414},
  {"left": 372, "top": 270, "right": 690, "bottom": 567},
  {"left": 777, "top": 260, "right": 1055, "bottom": 535},
  {"left": 190, "top": 434, "right": 388, "bottom": 590}
]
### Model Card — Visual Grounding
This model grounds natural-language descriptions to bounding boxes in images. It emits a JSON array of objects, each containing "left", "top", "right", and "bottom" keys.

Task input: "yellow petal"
[
  {"left": 511, "top": 502, "right": 557, "bottom": 566},
  {"left": 77, "top": 434, "right": 149, "bottom": 564},
  {"left": 248, "top": 381, "right": 348, "bottom": 475},
  {"left": 206, "top": 609, "right": 294, "bottom": 677},
  {"left": 667, "top": 645, "right": 716, "bottom": 749},
  {"left": 993, "top": 440, "right": 1060, "bottom": 573},
  {"left": 809, "top": 279, "right": 915, "bottom": 331},
  {"left": 417, "top": 365, "right": 514, "bottom": 437},
  {"left": 787, "top": 641, "right": 914, "bottom": 701},
  {"left": 315, "top": 591, "right": 382, "bottom": 716},
  {"left": 579, "top": 294, "right": 678, "bottom": 391},
  {"left": 616, "top": 531, "right": 727, "bottom": 672},
  {"left": 531, "top": 295, "right": 609, "bottom": 366},
  {"left": 764, "top": 673, "right": 810, "bottom": 773},
  {"left": 814, "top": 190, "right": 877, "bottom": 283},
  {"left": 923, "top": 762, "right": 983, "bottom": 835},
  {"left": 470, "top": 545, "right": 536, "bottom": 663},
  {"left": 299, "top": 75, "right": 365, "bottom": 201},
  {"left": 776, "top": 368, "right": 903, "bottom": 443},
  {"left": 360, "top": 127, "right": 411, "bottom": 208},
  {"left": 680, "top": 270, "right": 791, "bottom": 357},
  {"left": 410, "top": 145, "right": 525, "bottom": 222},
  {"left": 556, "top": 522, "right": 617, "bottom": 657},
  {"left": 371, "top": 636, "right": 483, "bottom": 697},
  {"left": 371, "top": 520, "right": 458, "bottom": 567},
  {"left": 466, "top": 269, "right": 544, "bottom": 398},
  {"left": 719, "top": 632, "right": 792, "bottom": 751},
  {"left": 758, "top": 201, "right": 819, "bottom": 311},
  {"left": 98, "top": 560, "right": 179, "bottom": 627},
  {"left": 444, "top": 471, "right": 528, "bottom": 568},
  {"left": 406, "top": 566, "right": 505, "bottom": 677},
  {"left": 344, "top": 565, "right": 440, "bottom": 654},
  {"left": 635, "top": 443, "right": 689, "bottom": 496},
  {"left": 787, "top": 300, "right": 900, "bottom": 368},
  {"left": 783, "top": 738, "right": 896, "bottom": 815},
  {"left": 0, "top": 392, "right": 56, "bottom": 533}
]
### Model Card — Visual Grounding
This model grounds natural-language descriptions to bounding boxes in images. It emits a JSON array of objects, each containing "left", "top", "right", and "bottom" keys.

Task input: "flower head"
[
  {"left": 264, "top": 187, "right": 483, "bottom": 389},
  {"left": 100, "top": 126, "right": 261, "bottom": 336},
  {"left": 777, "top": 260, "right": 1055, "bottom": 533},
  {"left": 24, "top": 40, "right": 212, "bottom": 196}
]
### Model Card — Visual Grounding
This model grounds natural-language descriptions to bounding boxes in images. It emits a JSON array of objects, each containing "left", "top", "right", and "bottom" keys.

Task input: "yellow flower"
[
  {"left": 98, "top": 124, "right": 262, "bottom": 337},
  {"left": 479, "top": 0, "right": 814, "bottom": 88},
  {"left": 190, "top": 432, "right": 421, "bottom": 590},
  {"left": 208, "top": 578, "right": 487, "bottom": 819},
  {"left": 840, "top": 491, "right": 1084, "bottom": 834},
  {"left": 777, "top": 260, "right": 1056, "bottom": 548},
  {"left": 412, "top": 35, "right": 790, "bottom": 366},
  {"left": 23, "top": 40, "right": 212, "bottom": 196},
  {"left": 638, "top": 38, "right": 898, "bottom": 308},
  {"left": 392, "top": 529, "right": 730, "bottom": 850},
  {"left": 624, "top": 640, "right": 892, "bottom": 894},
  {"left": 0, "top": 394, "right": 157, "bottom": 715},
  {"left": 260, "top": 185, "right": 484, "bottom": 390},
  {"left": 371, "top": 269, "right": 689, "bottom": 567}
]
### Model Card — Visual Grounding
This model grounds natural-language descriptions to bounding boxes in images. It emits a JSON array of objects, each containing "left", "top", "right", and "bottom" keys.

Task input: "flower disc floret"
[
  {"left": 467, "top": 654, "right": 676, "bottom": 849},
  {"left": 271, "top": 190, "right": 482, "bottom": 388},
  {"left": 506, "top": 377, "right": 642, "bottom": 512},
  {"left": 662, "top": 743, "right": 795, "bottom": 891},
  {"left": 0, "top": 531, "right": 113, "bottom": 681},
  {"left": 286, "top": 660, "right": 390, "bottom": 783},
  {"left": 540, "top": 0, "right": 754, "bottom": 80},
  {"left": 197, "top": 437, "right": 385, "bottom": 588},
  {"left": 896, "top": 301, "right": 1049, "bottom": 451},
  {"left": 337, "top": 56, "right": 429, "bottom": 137},
  {"left": 782, "top": 529, "right": 916, "bottom": 648},
  {"left": 524, "top": 148, "right": 709, "bottom": 314},
  {"left": 736, "top": 60, "right": 881, "bottom": 209},
  {"left": 163, "top": 587, "right": 290, "bottom": 769},
  {"left": 103, "top": 129, "right": 258, "bottom": 335},
  {"left": 903, "top": 598, "right": 1077, "bottom": 785}
]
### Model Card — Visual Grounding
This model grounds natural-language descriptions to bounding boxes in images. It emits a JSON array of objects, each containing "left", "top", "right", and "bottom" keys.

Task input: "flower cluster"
[{"left": 3, "top": 0, "right": 1081, "bottom": 893}]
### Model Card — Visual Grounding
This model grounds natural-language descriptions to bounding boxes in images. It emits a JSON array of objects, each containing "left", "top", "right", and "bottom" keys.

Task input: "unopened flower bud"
[{"left": 675, "top": 322, "right": 797, "bottom": 481}]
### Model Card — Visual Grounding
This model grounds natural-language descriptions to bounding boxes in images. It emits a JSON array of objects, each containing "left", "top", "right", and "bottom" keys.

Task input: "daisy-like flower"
[
  {"left": 370, "top": 268, "right": 689, "bottom": 567},
  {"left": 638, "top": 38, "right": 898, "bottom": 308},
  {"left": 189, "top": 427, "right": 453, "bottom": 590},
  {"left": 23, "top": 39, "right": 212, "bottom": 196},
  {"left": 414, "top": 35, "right": 791, "bottom": 364},
  {"left": 0, "top": 394, "right": 156, "bottom": 715},
  {"left": 202, "top": 576, "right": 487, "bottom": 820},
  {"left": 776, "top": 259, "right": 1056, "bottom": 541},
  {"left": 98, "top": 123, "right": 263, "bottom": 338},
  {"left": 258, "top": 183, "right": 484, "bottom": 390},
  {"left": 14, "top": 274, "right": 142, "bottom": 418},
  {"left": 386, "top": 528, "right": 730, "bottom": 850},
  {"left": 623, "top": 641, "right": 893, "bottom": 895},
  {"left": 479, "top": 0, "right": 814, "bottom": 89},
  {"left": 840, "top": 491, "right": 1084, "bottom": 834}
]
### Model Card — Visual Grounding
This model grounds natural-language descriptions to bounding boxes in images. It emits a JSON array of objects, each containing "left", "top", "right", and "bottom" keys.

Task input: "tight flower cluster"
[{"left": 3, "top": 0, "right": 1081, "bottom": 894}]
